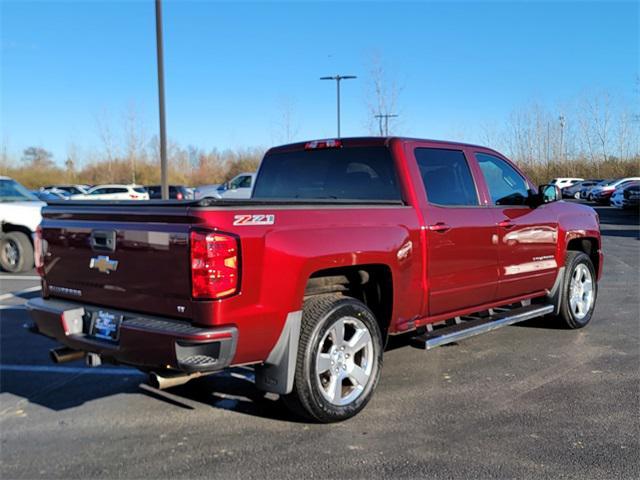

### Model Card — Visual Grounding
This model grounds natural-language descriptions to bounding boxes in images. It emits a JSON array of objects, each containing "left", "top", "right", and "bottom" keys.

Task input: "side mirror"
[{"left": 538, "top": 184, "right": 561, "bottom": 205}]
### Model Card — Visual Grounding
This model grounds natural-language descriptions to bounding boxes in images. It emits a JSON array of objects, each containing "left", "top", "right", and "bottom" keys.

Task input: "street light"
[
  {"left": 155, "top": 0, "right": 168, "bottom": 200},
  {"left": 320, "top": 75, "right": 357, "bottom": 138}
]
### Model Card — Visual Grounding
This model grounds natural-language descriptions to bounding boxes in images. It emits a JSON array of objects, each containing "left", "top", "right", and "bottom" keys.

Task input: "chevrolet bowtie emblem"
[{"left": 89, "top": 255, "right": 119, "bottom": 274}]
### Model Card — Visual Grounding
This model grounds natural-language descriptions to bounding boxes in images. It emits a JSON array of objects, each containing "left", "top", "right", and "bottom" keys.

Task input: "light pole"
[
  {"left": 559, "top": 114, "right": 565, "bottom": 161},
  {"left": 155, "top": 0, "right": 169, "bottom": 200},
  {"left": 374, "top": 113, "right": 399, "bottom": 136},
  {"left": 320, "top": 75, "right": 357, "bottom": 138}
]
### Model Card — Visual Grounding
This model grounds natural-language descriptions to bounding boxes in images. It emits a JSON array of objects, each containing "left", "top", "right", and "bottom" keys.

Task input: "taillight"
[
  {"left": 177, "top": 192, "right": 183, "bottom": 200},
  {"left": 34, "top": 225, "right": 45, "bottom": 276},
  {"left": 129, "top": 194, "right": 139, "bottom": 199},
  {"left": 190, "top": 230, "right": 239, "bottom": 299}
]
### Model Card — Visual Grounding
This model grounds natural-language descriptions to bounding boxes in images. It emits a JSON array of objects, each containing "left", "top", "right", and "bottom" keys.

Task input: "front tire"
[
  {"left": 557, "top": 251, "right": 597, "bottom": 329},
  {"left": 0, "top": 231, "right": 34, "bottom": 273},
  {"left": 283, "top": 294, "right": 383, "bottom": 423}
]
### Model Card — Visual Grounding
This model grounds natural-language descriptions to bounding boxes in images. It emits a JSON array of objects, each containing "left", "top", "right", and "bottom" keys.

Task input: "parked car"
[
  {"left": 610, "top": 182, "right": 640, "bottom": 209},
  {"left": 591, "top": 177, "right": 640, "bottom": 204},
  {"left": 196, "top": 173, "right": 256, "bottom": 200},
  {"left": 41, "top": 187, "right": 72, "bottom": 198},
  {"left": 70, "top": 185, "right": 149, "bottom": 200},
  {"left": 622, "top": 184, "right": 640, "bottom": 209},
  {"left": 41, "top": 184, "right": 88, "bottom": 196},
  {"left": 28, "top": 137, "right": 602, "bottom": 422},
  {"left": 550, "top": 177, "right": 584, "bottom": 190},
  {"left": 194, "top": 184, "right": 222, "bottom": 200},
  {"left": 562, "top": 179, "right": 602, "bottom": 199},
  {"left": 580, "top": 179, "right": 612, "bottom": 200},
  {"left": 0, "top": 176, "right": 45, "bottom": 272},
  {"left": 31, "top": 190, "right": 67, "bottom": 202},
  {"left": 145, "top": 185, "right": 192, "bottom": 200}
]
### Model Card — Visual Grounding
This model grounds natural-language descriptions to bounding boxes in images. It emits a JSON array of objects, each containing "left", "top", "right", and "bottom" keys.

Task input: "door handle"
[
  {"left": 428, "top": 222, "right": 451, "bottom": 233},
  {"left": 498, "top": 220, "right": 515, "bottom": 229}
]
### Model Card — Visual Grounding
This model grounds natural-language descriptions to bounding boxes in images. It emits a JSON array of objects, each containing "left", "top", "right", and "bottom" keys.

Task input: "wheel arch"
[
  {"left": 303, "top": 264, "right": 394, "bottom": 341},
  {"left": 1, "top": 223, "right": 34, "bottom": 245}
]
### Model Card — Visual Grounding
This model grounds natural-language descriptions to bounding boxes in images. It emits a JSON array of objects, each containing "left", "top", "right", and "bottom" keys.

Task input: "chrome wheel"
[
  {"left": 2, "top": 239, "right": 19, "bottom": 267},
  {"left": 569, "top": 263, "right": 594, "bottom": 320},
  {"left": 315, "top": 316, "right": 374, "bottom": 406}
]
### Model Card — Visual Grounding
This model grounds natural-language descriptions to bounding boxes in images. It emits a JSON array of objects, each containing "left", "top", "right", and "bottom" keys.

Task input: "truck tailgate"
[{"left": 40, "top": 203, "right": 196, "bottom": 320}]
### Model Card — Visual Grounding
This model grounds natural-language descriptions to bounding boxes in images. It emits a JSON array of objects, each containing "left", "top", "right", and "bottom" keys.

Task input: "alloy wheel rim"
[
  {"left": 2, "top": 240, "right": 19, "bottom": 266},
  {"left": 569, "top": 263, "right": 594, "bottom": 320},
  {"left": 315, "top": 316, "right": 374, "bottom": 406}
]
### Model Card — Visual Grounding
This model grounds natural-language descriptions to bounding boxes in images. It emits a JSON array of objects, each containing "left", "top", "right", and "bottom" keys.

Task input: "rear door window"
[
  {"left": 253, "top": 147, "right": 401, "bottom": 201},
  {"left": 415, "top": 148, "right": 479, "bottom": 206}
]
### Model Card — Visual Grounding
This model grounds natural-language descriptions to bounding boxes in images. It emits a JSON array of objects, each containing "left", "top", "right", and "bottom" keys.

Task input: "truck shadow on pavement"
[{"left": 0, "top": 306, "right": 300, "bottom": 421}]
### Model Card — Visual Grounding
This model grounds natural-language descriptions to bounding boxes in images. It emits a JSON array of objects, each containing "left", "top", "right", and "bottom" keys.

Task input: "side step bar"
[{"left": 410, "top": 304, "right": 554, "bottom": 350}]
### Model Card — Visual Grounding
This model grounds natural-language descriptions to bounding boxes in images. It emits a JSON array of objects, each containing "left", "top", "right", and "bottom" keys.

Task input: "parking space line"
[
  {"left": 0, "top": 275, "right": 41, "bottom": 281},
  {"left": 0, "top": 365, "right": 145, "bottom": 376},
  {"left": 0, "top": 286, "right": 41, "bottom": 303}
]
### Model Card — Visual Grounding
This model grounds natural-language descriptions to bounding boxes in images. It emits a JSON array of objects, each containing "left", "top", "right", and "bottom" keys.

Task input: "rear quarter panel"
[{"left": 191, "top": 206, "right": 423, "bottom": 364}]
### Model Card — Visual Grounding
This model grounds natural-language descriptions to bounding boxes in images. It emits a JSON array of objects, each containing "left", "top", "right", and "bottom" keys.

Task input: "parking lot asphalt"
[{"left": 0, "top": 203, "right": 638, "bottom": 479}]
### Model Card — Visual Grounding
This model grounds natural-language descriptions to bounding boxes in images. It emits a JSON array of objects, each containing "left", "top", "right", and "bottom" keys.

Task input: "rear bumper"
[{"left": 27, "top": 297, "right": 237, "bottom": 373}]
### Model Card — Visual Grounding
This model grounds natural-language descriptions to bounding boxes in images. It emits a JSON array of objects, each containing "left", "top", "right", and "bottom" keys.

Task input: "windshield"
[{"left": 0, "top": 179, "right": 39, "bottom": 202}]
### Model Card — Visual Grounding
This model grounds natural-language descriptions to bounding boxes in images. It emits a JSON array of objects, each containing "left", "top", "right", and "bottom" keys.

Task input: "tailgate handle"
[{"left": 90, "top": 230, "right": 116, "bottom": 252}]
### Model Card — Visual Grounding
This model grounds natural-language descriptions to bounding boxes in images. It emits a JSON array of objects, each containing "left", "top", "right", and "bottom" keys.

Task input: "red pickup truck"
[{"left": 28, "top": 137, "right": 602, "bottom": 422}]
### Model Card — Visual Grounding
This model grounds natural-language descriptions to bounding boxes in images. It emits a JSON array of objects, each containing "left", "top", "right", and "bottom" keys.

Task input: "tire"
[
  {"left": 0, "top": 231, "right": 34, "bottom": 273},
  {"left": 283, "top": 294, "right": 383, "bottom": 423},
  {"left": 557, "top": 251, "right": 597, "bottom": 329}
]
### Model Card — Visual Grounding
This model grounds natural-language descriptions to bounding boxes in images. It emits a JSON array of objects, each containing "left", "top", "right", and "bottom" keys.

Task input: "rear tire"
[
  {"left": 0, "top": 231, "right": 34, "bottom": 273},
  {"left": 283, "top": 294, "right": 383, "bottom": 423},
  {"left": 557, "top": 251, "right": 597, "bottom": 329}
]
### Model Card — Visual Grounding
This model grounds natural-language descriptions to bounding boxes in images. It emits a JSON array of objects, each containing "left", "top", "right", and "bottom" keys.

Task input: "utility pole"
[
  {"left": 374, "top": 113, "right": 399, "bottom": 136},
  {"left": 155, "top": 0, "right": 169, "bottom": 200},
  {"left": 320, "top": 75, "right": 357, "bottom": 138}
]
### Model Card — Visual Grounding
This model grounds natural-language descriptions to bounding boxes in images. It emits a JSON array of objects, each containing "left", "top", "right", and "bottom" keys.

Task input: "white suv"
[
  {"left": 71, "top": 185, "right": 149, "bottom": 200},
  {"left": 550, "top": 177, "right": 584, "bottom": 189},
  {"left": 0, "top": 176, "right": 45, "bottom": 272}
]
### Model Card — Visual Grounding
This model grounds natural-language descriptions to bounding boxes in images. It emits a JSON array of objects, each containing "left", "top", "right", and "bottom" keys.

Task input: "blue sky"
[{"left": 1, "top": 0, "right": 638, "bottom": 165}]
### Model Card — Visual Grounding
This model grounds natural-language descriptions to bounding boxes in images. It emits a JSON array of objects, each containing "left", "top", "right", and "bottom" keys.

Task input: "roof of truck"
[{"left": 267, "top": 136, "right": 495, "bottom": 154}]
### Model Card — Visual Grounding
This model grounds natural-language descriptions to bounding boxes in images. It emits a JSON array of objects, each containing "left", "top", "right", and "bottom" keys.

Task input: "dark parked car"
[
  {"left": 562, "top": 179, "right": 602, "bottom": 199},
  {"left": 145, "top": 185, "right": 192, "bottom": 200},
  {"left": 31, "top": 190, "right": 67, "bottom": 202}
]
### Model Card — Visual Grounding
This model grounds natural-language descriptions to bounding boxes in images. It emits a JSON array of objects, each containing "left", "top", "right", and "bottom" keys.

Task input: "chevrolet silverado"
[{"left": 28, "top": 137, "right": 602, "bottom": 422}]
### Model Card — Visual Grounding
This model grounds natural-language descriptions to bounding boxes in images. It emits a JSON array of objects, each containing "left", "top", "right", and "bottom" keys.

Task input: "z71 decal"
[{"left": 233, "top": 214, "right": 275, "bottom": 226}]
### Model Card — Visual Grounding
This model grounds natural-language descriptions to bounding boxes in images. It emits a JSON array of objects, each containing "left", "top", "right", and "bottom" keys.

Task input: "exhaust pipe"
[
  {"left": 148, "top": 371, "right": 209, "bottom": 390},
  {"left": 50, "top": 346, "right": 84, "bottom": 364}
]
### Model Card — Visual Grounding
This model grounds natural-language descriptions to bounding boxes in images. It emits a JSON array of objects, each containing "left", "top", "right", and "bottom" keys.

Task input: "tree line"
[{"left": 1, "top": 84, "right": 638, "bottom": 189}]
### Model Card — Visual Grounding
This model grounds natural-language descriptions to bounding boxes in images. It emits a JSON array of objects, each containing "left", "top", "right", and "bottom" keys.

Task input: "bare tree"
[
  {"left": 365, "top": 54, "right": 402, "bottom": 136},
  {"left": 95, "top": 109, "right": 118, "bottom": 181},
  {"left": 581, "top": 92, "right": 612, "bottom": 162},
  {"left": 275, "top": 96, "right": 299, "bottom": 144},
  {"left": 22, "top": 146, "right": 54, "bottom": 167},
  {"left": 122, "top": 103, "right": 147, "bottom": 184}
]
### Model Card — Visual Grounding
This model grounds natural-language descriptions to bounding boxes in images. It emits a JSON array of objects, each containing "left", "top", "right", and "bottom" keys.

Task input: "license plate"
[{"left": 90, "top": 310, "right": 122, "bottom": 341}]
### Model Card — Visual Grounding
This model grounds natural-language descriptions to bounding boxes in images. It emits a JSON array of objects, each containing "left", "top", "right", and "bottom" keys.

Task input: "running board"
[{"left": 410, "top": 304, "right": 554, "bottom": 350}]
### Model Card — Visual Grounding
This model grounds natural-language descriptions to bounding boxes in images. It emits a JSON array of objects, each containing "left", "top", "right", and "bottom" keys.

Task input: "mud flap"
[
  {"left": 545, "top": 266, "right": 565, "bottom": 315},
  {"left": 254, "top": 311, "right": 301, "bottom": 395}
]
